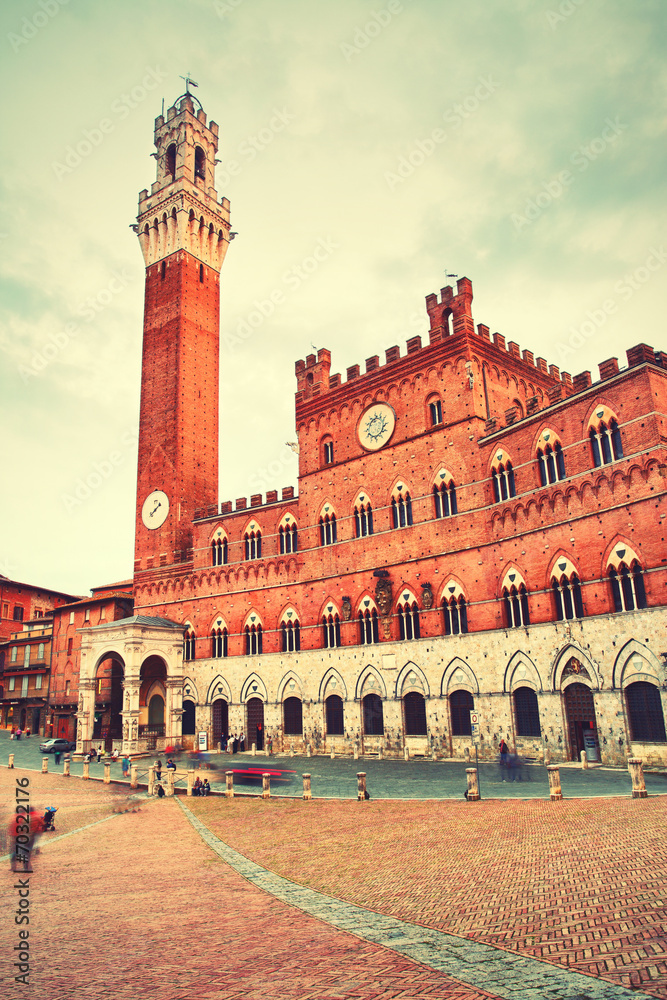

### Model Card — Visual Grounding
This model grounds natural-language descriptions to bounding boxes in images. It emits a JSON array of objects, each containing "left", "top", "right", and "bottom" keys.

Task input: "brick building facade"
[{"left": 69, "top": 92, "right": 667, "bottom": 765}]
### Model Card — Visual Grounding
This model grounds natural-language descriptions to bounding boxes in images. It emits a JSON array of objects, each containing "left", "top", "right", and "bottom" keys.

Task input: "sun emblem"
[
  {"left": 358, "top": 402, "right": 396, "bottom": 451},
  {"left": 364, "top": 410, "right": 388, "bottom": 442}
]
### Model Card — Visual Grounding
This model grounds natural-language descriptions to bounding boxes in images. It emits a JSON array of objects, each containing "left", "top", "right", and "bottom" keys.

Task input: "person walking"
[
  {"left": 54, "top": 750, "right": 62, "bottom": 765},
  {"left": 239, "top": 731, "right": 245, "bottom": 752}
]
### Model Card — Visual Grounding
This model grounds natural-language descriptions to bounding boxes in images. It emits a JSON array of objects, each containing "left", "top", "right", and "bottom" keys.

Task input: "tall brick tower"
[{"left": 134, "top": 92, "right": 232, "bottom": 574}]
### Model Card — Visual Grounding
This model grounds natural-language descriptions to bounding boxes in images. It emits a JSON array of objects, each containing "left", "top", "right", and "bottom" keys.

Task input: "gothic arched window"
[
  {"left": 609, "top": 561, "right": 646, "bottom": 612},
  {"left": 211, "top": 536, "right": 228, "bottom": 566}
]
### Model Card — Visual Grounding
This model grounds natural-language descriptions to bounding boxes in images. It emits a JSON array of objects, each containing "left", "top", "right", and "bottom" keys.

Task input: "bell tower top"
[{"left": 136, "top": 92, "right": 231, "bottom": 271}]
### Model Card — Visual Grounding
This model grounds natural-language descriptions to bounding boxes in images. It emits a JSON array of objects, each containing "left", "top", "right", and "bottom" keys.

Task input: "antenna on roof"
[
  {"left": 444, "top": 270, "right": 458, "bottom": 279},
  {"left": 180, "top": 73, "right": 199, "bottom": 96}
]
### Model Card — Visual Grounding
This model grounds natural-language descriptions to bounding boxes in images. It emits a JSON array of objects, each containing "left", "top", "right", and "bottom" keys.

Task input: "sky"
[{"left": 0, "top": 0, "right": 665, "bottom": 597}]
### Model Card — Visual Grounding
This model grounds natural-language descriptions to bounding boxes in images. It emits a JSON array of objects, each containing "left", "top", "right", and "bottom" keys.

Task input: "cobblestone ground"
[
  {"left": 186, "top": 795, "right": 667, "bottom": 998},
  {"left": 0, "top": 770, "right": 501, "bottom": 1000}
]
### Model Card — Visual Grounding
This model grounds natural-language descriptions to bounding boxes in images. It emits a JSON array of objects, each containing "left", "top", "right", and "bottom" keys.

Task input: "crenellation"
[
  {"left": 266, "top": 490, "right": 278, "bottom": 504},
  {"left": 507, "top": 341, "right": 521, "bottom": 359},
  {"left": 522, "top": 349, "right": 534, "bottom": 366},
  {"left": 548, "top": 364, "right": 560, "bottom": 381},
  {"left": 627, "top": 343, "right": 655, "bottom": 367},
  {"left": 346, "top": 364, "right": 360, "bottom": 381},
  {"left": 561, "top": 371, "right": 573, "bottom": 392},
  {"left": 547, "top": 384, "right": 564, "bottom": 404},
  {"left": 536, "top": 357, "right": 548, "bottom": 374},
  {"left": 220, "top": 501, "right": 232, "bottom": 514},
  {"left": 385, "top": 345, "right": 401, "bottom": 364},
  {"left": 599, "top": 357, "right": 620, "bottom": 380},
  {"left": 235, "top": 497, "right": 247, "bottom": 511},
  {"left": 493, "top": 332, "right": 506, "bottom": 351},
  {"left": 282, "top": 486, "right": 295, "bottom": 500},
  {"left": 365, "top": 355, "right": 379, "bottom": 372},
  {"left": 250, "top": 494, "right": 262, "bottom": 508},
  {"left": 572, "top": 371, "right": 592, "bottom": 392},
  {"left": 477, "top": 323, "right": 490, "bottom": 341},
  {"left": 406, "top": 335, "right": 422, "bottom": 354}
]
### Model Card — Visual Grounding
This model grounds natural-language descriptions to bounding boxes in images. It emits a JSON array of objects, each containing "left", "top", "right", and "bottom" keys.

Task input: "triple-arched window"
[
  {"left": 551, "top": 561, "right": 584, "bottom": 620},
  {"left": 354, "top": 500, "right": 374, "bottom": 538},
  {"left": 279, "top": 522, "right": 298, "bottom": 554},
  {"left": 244, "top": 529, "right": 262, "bottom": 560},
  {"left": 443, "top": 594, "right": 468, "bottom": 635},
  {"left": 537, "top": 440, "right": 566, "bottom": 485},
  {"left": 491, "top": 452, "right": 516, "bottom": 502},
  {"left": 322, "top": 612, "right": 341, "bottom": 648},
  {"left": 211, "top": 626, "right": 228, "bottom": 658},
  {"left": 397, "top": 596, "right": 420, "bottom": 640},
  {"left": 503, "top": 583, "right": 530, "bottom": 628},
  {"left": 280, "top": 615, "right": 301, "bottom": 652},
  {"left": 319, "top": 512, "right": 337, "bottom": 546},
  {"left": 589, "top": 412, "right": 623, "bottom": 467},
  {"left": 211, "top": 535, "right": 228, "bottom": 566},
  {"left": 610, "top": 561, "right": 646, "bottom": 612},
  {"left": 184, "top": 628, "right": 196, "bottom": 661},
  {"left": 359, "top": 607, "right": 379, "bottom": 645},
  {"left": 391, "top": 488, "right": 413, "bottom": 528},
  {"left": 433, "top": 471, "right": 457, "bottom": 518},
  {"left": 245, "top": 622, "right": 263, "bottom": 655}
]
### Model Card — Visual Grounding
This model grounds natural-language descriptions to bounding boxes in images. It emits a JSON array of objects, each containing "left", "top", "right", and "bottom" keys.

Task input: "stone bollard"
[
  {"left": 330, "top": 746, "right": 335, "bottom": 759},
  {"left": 547, "top": 765, "right": 563, "bottom": 801},
  {"left": 378, "top": 745, "right": 383, "bottom": 760},
  {"left": 543, "top": 748, "right": 551, "bottom": 765},
  {"left": 130, "top": 765, "right": 138, "bottom": 789},
  {"left": 465, "top": 768, "right": 480, "bottom": 801},
  {"left": 628, "top": 757, "right": 647, "bottom": 799},
  {"left": 42, "top": 757, "right": 48, "bottom": 773},
  {"left": 225, "top": 770, "right": 234, "bottom": 799},
  {"left": 580, "top": 749, "right": 588, "bottom": 770},
  {"left": 103, "top": 762, "right": 111, "bottom": 784},
  {"left": 148, "top": 766, "right": 155, "bottom": 796},
  {"left": 464, "top": 746, "right": 471, "bottom": 763},
  {"left": 357, "top": 772, "right": 367, "bottom": 801},
  {"left": 290, "top": 745, "right": 295, "bottom": 757},
  {"left": 63, "top": 759, "right": 70, "bottom": 776},
  {"left": 306, "top": 744, "right": 312, "bottom": 758},
  {"left": 83, "top": 761, "right": 90, "bottom": 780},
  {"left": 302, "top": 773, "right": 312, "bottom": 800},
  {"left": 404, "top": 746, "right": 409, "bottom": 761},
  {"left": 353, "top": 743, "right": 359, "bottom": 760},
  {"left": 252, "top": 742, "right": 256, "bottom": 756},
  {"left": 187, "top": 769, "right": 195, "bottom": 797},
  {"left": 8, "top": 753, "right": 14, "bottom": 769},
  {"left": 166, "top": 771, "right": 174, "bottom": 797},
  {"left": 261, "top": 773, "right": 271, "bottom": 799}
]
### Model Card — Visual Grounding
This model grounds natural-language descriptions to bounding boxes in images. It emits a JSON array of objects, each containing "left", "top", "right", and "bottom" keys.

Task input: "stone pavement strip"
[{"left": 178, "top": 799, "right": 658, "bottom": 1000}]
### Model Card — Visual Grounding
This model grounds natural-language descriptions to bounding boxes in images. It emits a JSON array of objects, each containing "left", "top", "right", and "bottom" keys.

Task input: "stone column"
[
  {"left": 302, "top": 773, "right": 312, "bottom": 800},
  {"left": 130, "top": 765, "right": 138, "bottom": 789},
  {"left": 378, "top": 744, "right": 383, "bottom": 760},
  {"left": 82, "top": 761, "right": 90, "bottom": 780},
  {"left": 404, "top": 746, "right": 410, "bottom": 760},
  {"left": 103, "top": 762, "right": 111, "bottom": 784},
  {"left": 63, "top": 759, "right": 70, "bottom": 776},
  {"left": 42, "top": 757, "right": 48, "bottom": 773},
  {"left": 580, "top": 750, "right": 588, "bottom": 769},
  {"left": 148, "top": 766, "right": 155, "bottom": 796},
  {"left": 187, "top": 769, "right": 194, "bottom": 796},
  {"left": 357, "top": 772, "right": 367, "bottom": 801},
  {"left": 628, "top": 758, "right": 647, "bottom": 799},
  {"left": 121, "top": 671, "right": 141, "bottom": 756},
  {"left": 261, "top": 772, "right": 271, "bottom": 799},
  {"left": 166, "top": 771, "right": 174, "bottom": 797},
  {"left": 306, "top": 744, "right": 312, "bottom": 757},
  {"left": 353, "top": 742, "right": 359, "bottom": 760},
  {"left": 225, "top": 770, "right": 234, "bottom": 799},
  {"left": 251, "top": 742, "right": 256, "bottom": 756},
  {"left": 8, "top": 753, "right": 14, "bottom": 769},
  {"left": 465, "top": 768, "right": 480, "bottom": 801},
  {"left": 330, "top": 746, "right": 334, "bottom": 759},
  {"left": 76, "top": 678, "right": 96, "bottom": 751},
  {"left": 547, "top": 765, "right": 563, "bottom": 801}
]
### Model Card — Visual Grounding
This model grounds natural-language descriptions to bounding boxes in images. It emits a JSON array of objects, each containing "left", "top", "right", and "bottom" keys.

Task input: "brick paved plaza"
[{"left": 1, "top": 766, "right": 666, "bottom": 999}]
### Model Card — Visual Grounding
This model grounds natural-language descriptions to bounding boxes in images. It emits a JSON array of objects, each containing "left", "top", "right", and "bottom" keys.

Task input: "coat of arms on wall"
[
  {"left": 421, "top": 582, "right": 433, "bottom": 609},
  {"left": 375, "top": 577, "right": 392, "bottom": 617}
]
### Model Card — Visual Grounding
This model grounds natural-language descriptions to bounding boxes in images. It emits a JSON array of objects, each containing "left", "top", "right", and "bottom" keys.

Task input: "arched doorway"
[
  {"left": 140, "top": 656, "right": 167, "bottom": 747},
  {"left": 564, "top": 682, "right": 600, "bottom": 761},
  {"left": 246, "top": 697, "right": 264, "bottom": 750},
  {"left": 94, "top": 656, "right": 124, "bottom": 749},
  {"left": 182, "top": 700, "right": 196, "bottom": 736},
  {"left": 403, "top": 692, "right": 427, "bottom": 736},
  {"left": 363, "top": 693, "right": 384, "bottom": 736},
  {"left": 212, "top": 699, "right": 228, "bottom": 748}
]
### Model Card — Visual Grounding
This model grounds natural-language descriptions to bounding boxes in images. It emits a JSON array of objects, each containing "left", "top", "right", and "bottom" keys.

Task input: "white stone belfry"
[{"left": 136, "top": 93, "right": 232, "bottom": 271}]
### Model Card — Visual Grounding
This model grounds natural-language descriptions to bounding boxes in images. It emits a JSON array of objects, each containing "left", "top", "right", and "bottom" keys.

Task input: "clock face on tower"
[
  {"left": 357, "top": 403, "right": 396, "bottom": 451},
  {"left": 141, "top": 489, "right": 170, "bottom": 529}
]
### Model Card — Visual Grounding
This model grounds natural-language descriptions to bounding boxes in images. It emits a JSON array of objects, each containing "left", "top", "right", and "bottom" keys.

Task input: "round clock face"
[
  {"left": 141, "top": 489, "right": 169, "bottom": 529},
  {"left": 357, "top": 403, "right": 396, "bottom": 451}
]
